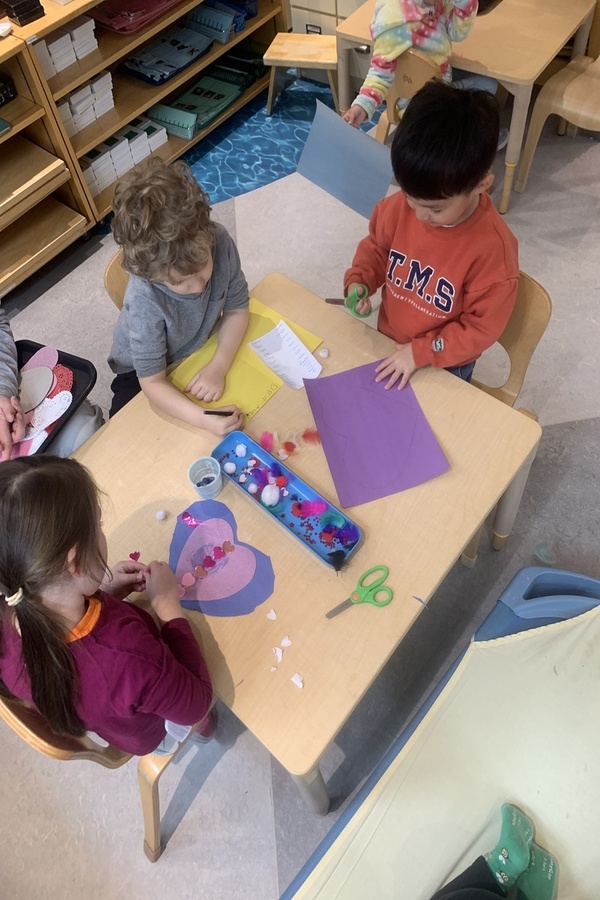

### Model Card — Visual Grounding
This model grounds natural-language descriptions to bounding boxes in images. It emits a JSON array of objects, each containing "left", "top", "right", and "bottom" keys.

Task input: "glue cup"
[{"left": 188, "top": 457, "right": 222, "bottom": 500}]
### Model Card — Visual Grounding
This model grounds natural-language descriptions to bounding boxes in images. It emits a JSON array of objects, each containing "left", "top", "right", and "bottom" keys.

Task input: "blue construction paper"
[
  {"left": 297, "top": 100, "right": 393, "bottom": 219},
  {"left": 168, "top": 500, "right": 274, "bottom": 616},
  {"left": 304, "top": 362, "right": 449, "bottom": 507}
]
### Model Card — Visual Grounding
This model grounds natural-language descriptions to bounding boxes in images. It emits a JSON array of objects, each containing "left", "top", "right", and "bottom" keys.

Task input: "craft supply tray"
[
  {"left": 16, "top": 341, "right": 97, "bottom": 455},
  {"left": 212, "top": 431, "right": 362, "bottom": 569}
]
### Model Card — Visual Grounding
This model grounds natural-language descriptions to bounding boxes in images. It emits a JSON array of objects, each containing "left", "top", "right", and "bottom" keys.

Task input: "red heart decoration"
[{"left": 48, "top": 364, "right": 74, "bottom": 398}]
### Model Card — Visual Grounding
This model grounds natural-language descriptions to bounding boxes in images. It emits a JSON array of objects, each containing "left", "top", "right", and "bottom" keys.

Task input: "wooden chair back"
[
  {"left": 0, "top": 690, "right": 204, "bottom": 861},
  {"left": 0, "top": 693, "right": 131, "bottom": 767},
  {"left": 375, "top": 49, "right": 441, "bottom": 143},
  {"left": 471, "top": 271, "right": 552, "bottom": 407},
  {"left": 104, "top": 249, "right": 129, "bottom": 310},
  {"left": 516, "top": 55, "right": 600, "bottom": 193}
]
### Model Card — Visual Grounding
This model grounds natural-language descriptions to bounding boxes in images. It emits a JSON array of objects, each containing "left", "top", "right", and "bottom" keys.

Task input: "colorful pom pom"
[
  {"left": 291, "top": 499, "right": 328, "bottom": 518},
  {"left": 302, "top": 428, "right": 321, "bottom": 444},
  {"left": 260, "top": 431, "right": 275, "bottom": 452},
  {"left": 261, "top": 484, "right": 281, "bottom": 507}
]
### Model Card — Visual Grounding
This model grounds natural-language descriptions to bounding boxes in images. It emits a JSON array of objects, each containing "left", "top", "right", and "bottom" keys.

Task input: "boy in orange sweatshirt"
[{"left": 345, "top": 80, "right": 518, "bottom": 390}]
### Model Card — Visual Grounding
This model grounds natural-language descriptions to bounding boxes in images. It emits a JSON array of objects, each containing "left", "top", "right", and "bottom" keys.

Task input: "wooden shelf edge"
[
  {"left": 71, "top": 4, "right": 280, "bottom": 158},
  {"left": 91, "top": 75, "right": 269, "bottom": 217},
  {"left": 50, "top": 0, "right": 282, "bottom": 101},
  {"left": 0, "top": 168, "right": 72, "bottom": 230},
  {"left": 49, "top": 0, "right": 215, "bottom": 100},
  {"left": 0, "top": 196, "right": 88, "bottom": 298},
  {"left": 0, "top": 96, "right": 46, "bottom": 145}
]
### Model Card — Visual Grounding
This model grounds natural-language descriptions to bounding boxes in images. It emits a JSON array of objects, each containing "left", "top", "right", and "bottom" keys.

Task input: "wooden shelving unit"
[
  {"left": 0, "top": 34, "right": 91, "bottom": 298},
  {"left": 3, "top": 0, "right": 286, "bottom": 247}
]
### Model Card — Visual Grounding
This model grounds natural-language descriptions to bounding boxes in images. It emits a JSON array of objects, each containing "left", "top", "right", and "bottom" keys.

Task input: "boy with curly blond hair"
[{"left": 108, "top": 158, "right": 248, "bottom": 436}]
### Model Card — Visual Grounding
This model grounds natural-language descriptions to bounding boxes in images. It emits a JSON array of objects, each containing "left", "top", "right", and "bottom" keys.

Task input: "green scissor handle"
[
  {"left": 345, "top": 284, "right": 371, "bottom": 319},
  {"left": 351, "top": 565, "right": 393, "bottom": 607}
]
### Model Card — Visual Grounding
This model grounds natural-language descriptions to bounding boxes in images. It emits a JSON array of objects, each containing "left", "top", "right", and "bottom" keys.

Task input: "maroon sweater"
[{"left": 0, "top": 592, "right": 213, "bottom": 755}]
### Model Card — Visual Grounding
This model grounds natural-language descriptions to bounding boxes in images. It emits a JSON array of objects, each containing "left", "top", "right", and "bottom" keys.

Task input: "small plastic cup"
[{"left": 188, "top": 456, "right": 223, "bottom": 500}]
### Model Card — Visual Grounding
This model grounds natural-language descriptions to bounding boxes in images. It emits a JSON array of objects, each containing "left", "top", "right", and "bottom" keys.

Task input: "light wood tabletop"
[
  {"left": 336, "top": 0, "right": 595, "bottom": 212},
  {"left": 75, "top": 273, "right": 541, "bottom": 812}
]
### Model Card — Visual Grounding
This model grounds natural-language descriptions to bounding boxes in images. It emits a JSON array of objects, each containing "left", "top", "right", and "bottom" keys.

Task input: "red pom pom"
[{"left": 302, "top": 428, "right": 321, "bottom": 444}]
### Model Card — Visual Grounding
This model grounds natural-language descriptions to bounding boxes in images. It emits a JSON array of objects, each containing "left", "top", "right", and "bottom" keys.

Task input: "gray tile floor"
[{"left": 1, "top": 116, "right": 599, "bottom": 899}]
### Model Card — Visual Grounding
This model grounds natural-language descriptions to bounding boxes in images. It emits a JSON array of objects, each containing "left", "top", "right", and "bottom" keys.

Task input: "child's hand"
[
  {"left": 185, "top": 361, "right": 226, "bottom": 402},
  {"left": 347, "top": 283, "right": 372, "bottom": 317},
  {"left": 201, "top": 405, "right": 244, "bottom": 436},
  {"left": 343, "top": 105, "right": 367, "bottom": 128},
  {"left": 102, "top": 560, "right": 149, "bottom": 599},
  {"left": 0, "top": 395, "right": 25, "bottom": 461},
  {"left": 145, "top": 561, "right": 185, "bottom": 623},
  {"left": 374, "top": 343, "right": 417, "bottom": 390}
]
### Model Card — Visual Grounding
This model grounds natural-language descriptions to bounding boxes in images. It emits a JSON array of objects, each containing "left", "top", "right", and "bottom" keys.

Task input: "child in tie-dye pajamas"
[{"left": 343, "top": 0, "right": 496, "bottom": 128}]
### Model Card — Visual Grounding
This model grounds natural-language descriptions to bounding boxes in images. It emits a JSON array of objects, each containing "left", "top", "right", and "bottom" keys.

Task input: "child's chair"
[
  {"left": 470, "top": 271, "right": 552, "bottom": 408},
  {"left": 263, "top": 32, "right": 339, "bottom": 115},
  {"left": 104, "top": 249, "right": 128, "bottom": 309},
  {"left": 515, "top": 55, "right": 600, "bottom": 194},
  {"left": 375, "top": 49, "right": 441, "bottom": 144},
  {"left": 460, "top": 271, "right": 551, "bottom": 569},
  {"left": 0, "top": 691, "right": 204, "bottom": 862}
]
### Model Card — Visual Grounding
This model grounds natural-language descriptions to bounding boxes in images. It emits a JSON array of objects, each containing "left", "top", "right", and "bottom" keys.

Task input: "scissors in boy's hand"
[
  {"left": 325, "top": 284, "right": 372, "bottom": 319},
  {"left": 326, "top": 565, "right": 393, "bottom": 619}
]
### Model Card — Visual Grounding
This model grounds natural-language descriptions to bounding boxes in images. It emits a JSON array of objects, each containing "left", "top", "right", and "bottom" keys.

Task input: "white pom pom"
[
  {"left": 223, "top": 461, "right": 236, "bottom": 475},
  {"left": 261, "top": 484, "right": 280, "bottom": 507},
  {"left": 155, "top": 509, "right": 167, "bottom": 521}
]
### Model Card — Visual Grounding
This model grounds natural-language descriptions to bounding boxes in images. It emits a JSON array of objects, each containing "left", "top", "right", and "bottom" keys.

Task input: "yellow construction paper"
[{"left": 169, "top": 297, "right": 322, "bottom": 420}]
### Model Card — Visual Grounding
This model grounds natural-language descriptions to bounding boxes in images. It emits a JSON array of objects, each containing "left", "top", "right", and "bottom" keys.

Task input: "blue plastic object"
[{"left": 212, "top": 431, "right": 362, "bottom": 570}]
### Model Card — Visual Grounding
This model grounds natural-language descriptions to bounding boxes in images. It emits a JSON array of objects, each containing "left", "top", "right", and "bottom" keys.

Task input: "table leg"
[
  {"left": 460, "top": 523, "right": 485, "bottom": 569},
  {"left": 491, "top": 442, "right": 539, "bottom": 550},
  {"left": 499, "top": 83, "right": 532, "bottom": 214},
  {"left": 571, "top": 12, "right": 594, "bottom": 57},
  {"left": 291, "top": 762, "right": 330, "bottom": 815},
  {"left": 337, "top": 37, "right": 354, "bottom": 113}
]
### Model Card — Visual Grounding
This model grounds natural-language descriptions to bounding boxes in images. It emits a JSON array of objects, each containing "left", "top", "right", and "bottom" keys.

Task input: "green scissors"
[
  {"left": 326, "top": 565, "right": 393, "bottom": 619},
  {"left": 325, "top": 284, "right": 372, "bottom": 319}
]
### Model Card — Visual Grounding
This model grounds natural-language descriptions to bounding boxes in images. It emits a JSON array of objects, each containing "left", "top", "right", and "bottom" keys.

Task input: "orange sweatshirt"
[{"left": 344, "top": 191, "right": 519, "bottom": 368}]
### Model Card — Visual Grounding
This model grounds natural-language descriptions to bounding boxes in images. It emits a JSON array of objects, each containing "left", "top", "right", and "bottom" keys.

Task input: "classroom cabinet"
[
  {"left": 0, "top": 34, "right": 91, "bottom": 298},
  {"left": 1, "top": 0, "right": 287, "bottom": 295}
]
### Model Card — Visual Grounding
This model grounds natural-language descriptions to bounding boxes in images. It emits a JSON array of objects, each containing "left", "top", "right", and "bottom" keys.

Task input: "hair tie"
[{"left": 5, "top": 588, "right": 24, "bottom": 607}]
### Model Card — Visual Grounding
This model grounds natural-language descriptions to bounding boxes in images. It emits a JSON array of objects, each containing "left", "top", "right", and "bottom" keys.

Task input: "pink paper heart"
[
  {"left": 21, "top": 346, "right": 59, "bottom": 371},
  {"left": 9, "top": 430, "right": 47, "bottom": 459},
  {"left": 175, "top": 517, "right": 256, "bottom": 602},
  {"left": 26, "top": 391, "right": 72, "bottom": 437}
]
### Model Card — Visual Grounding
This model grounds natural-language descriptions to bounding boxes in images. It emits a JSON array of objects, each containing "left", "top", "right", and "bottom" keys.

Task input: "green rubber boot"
[
  {"left": 515, "top": 842, "right": 559, "bottom": 900},
  {"left": 484, "top": 804, "right": 535, "bottom": 890}
]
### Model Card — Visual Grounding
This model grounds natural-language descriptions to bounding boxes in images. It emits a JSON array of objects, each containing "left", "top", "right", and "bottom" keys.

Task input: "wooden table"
[
  {"left": 75, "top": 273, "right": 541, "bottom": 813},
  {"left": 336, "top": 0, "right": 595, "bottom": 213}
]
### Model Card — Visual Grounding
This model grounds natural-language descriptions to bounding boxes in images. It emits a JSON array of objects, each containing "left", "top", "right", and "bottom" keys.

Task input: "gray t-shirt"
[
  {"left": 108, "top": 223, "right": 249, "bottom": 378},
  {"left": 0, "top": 307, "right": 18, "bottom": 398}
]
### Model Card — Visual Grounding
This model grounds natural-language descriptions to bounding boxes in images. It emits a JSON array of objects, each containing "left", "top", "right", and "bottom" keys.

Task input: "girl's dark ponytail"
[{"left": 0, "top": 457, "right": 106, "bottom": 737}]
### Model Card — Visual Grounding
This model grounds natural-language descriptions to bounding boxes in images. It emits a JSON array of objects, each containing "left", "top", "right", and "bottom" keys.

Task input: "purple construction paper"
[
  {"left": 168, "top": 500, "right": 275, "bottom": 616},
  {"left": 304, "top": 362, "right": 449, "bottom": 507}
]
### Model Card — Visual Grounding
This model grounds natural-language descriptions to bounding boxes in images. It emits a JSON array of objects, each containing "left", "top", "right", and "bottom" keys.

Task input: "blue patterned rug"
[{"left": 184, "top": 77, "right": 337, "bottom": 203}]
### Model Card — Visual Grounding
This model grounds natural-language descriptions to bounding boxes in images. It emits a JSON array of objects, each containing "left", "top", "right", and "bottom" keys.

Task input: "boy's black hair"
[{"left": 391, "top": 80, "right": 500, "bottom": 200}]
